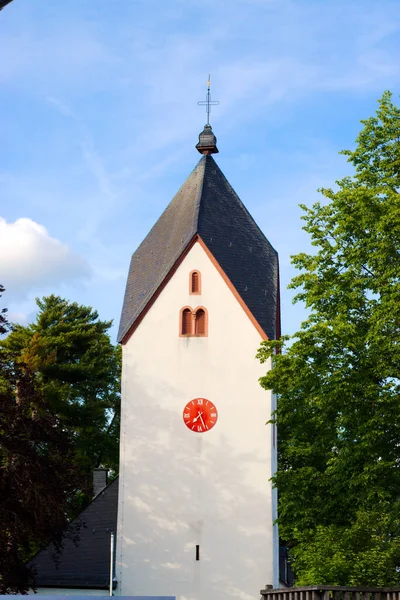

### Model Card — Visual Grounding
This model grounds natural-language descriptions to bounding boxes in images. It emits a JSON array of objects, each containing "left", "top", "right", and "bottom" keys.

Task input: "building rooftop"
[
  {"left": 118, "top": 152, "right": 280, "bottom": 343},
  {"left": 29, "top": 478, "right": 118, "bottom": 589},
  {"left": 0, "top": 0, "right": 13, "bottom": 10}
]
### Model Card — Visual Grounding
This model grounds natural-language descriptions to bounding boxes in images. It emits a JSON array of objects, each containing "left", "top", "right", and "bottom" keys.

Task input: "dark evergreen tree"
[
  {"left": 0, "top": 288, "right": 87, "bottom": 593},
  {"left": 1, "top": 295, "right": 121, "bottom": 477},
  {"left": 0, "top": 284, "right": 9, "bottom": 336}
]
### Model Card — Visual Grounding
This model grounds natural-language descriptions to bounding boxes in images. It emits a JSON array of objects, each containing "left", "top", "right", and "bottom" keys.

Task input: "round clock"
[{"left": 183, "top": 398, "right": 218, "bottom": 433}]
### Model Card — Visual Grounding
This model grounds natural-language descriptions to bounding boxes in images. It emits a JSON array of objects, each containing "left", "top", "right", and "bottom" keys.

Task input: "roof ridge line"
[
  {"left": 121, "top": 234, "right": 198, "bottom": 343},
  {"left": 29, "top": 477, "right": 119, "bottom": 564},
  {"left": 205, "top": 155, "right": 278, "bottom": 255},
  {"left": 191, "top": 155, "right": 208, "bottom": 232}
]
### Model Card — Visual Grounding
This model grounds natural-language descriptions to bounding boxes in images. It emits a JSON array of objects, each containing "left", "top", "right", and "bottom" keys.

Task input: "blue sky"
[{"left": 1, "top": 0, "right": 399, "bottom": 341}]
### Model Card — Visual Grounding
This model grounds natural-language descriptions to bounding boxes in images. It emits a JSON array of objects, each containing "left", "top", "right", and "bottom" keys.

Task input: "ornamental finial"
[
  {"left": 197, "top": 74, "right": 219, "bottom": 126},
  {"left": 196, "top": 76, "right": 219, "bottom": 155}
]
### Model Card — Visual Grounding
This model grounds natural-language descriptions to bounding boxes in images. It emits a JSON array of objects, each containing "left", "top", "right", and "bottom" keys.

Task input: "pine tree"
[
  {"left": 0, "top": 284, "right": 8, "bottom": 336},
  {"left": 0, "top": 288, "right": 86, "bottom": 593},
  {"left": 1, "top": 295, "right": 121, "bottom": 477}
]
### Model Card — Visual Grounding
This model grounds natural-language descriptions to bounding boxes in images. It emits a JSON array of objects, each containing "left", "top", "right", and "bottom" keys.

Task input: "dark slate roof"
[
  {"left": 0, "top": 0, "right": 13, "bottom": 10},
  {"left": 118, "top": 154, "right": 279, "bottom": 342},
  {"left": 29, "top": 477, "right": 118, "bottom": 589}
]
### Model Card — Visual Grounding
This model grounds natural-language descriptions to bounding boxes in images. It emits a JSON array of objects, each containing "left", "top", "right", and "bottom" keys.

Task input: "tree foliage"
[
  {"left": 1, "top": 295, "right": 121, "bottom": 476},
  {"left": 0, "top": 288, "right": 87, "bottom": 594},
  {"left": 258, "top": 91, "right": 400, "bottom": 585},
  {"left": 0, "top": 284, "right": 8, "bottom": 336}
]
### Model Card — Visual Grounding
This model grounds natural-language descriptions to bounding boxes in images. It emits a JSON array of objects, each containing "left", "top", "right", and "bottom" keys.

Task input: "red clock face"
[{"left": 183, "top": 398, "right": 218, "bottom": 433}]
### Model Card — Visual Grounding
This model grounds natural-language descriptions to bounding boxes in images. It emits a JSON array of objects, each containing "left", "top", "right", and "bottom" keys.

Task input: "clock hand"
[
  {"left": 193, "top": 411, "right": 203, "bottom": 423},
  {"left": 199, "top": 413, "right": 206, "bottom": 429}
]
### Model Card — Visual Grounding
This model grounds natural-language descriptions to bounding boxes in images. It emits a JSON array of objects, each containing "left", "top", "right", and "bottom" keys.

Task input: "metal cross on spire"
[{"left": 197, "top": 75, "right": 219, "bottom": 125}]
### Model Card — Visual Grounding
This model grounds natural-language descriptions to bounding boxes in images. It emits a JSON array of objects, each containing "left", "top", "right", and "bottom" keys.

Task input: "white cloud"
[{"left": 0, "top": 217, "right": 90, "bottom": 300}]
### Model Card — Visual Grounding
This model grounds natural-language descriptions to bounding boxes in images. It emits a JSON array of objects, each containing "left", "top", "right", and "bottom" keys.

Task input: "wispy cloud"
[
  {"left": 46, "top": 96, "right": 119, "bottom": 241},
  {"left": 0, "top": 19, "right": 118, "bottom": 90}
]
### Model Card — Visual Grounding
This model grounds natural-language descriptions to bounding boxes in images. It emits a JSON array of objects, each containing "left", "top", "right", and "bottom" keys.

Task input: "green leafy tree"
[
  {"left": 1, "top": 295, "right": 121, "bottom": 477},
  {"left": 0, "top": 287, "right": 87, "bottom": 594},
  {"left": 258, "top": 91, "right": 400, "bottom": 585}
]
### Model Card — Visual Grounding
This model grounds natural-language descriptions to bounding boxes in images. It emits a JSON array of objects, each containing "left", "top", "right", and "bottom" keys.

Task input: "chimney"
[{"left": 93, "top": 468, "right": 108, "bottom": 498}]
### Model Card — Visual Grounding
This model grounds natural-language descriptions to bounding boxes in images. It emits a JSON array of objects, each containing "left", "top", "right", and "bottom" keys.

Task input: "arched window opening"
[
  {"left": 190, "top": 270, "right": 201, "bottom": 294},
  {"left": 181, "top": 308, "right": 192, "bottom": 335},
  {"left": 195, "top": 309, "right": 206, "bottom": 336}
]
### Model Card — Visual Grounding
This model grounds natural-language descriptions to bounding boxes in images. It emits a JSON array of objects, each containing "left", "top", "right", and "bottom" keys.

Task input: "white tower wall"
[{"left": 116, "top": 241, "right": 278, "bottom": 600}]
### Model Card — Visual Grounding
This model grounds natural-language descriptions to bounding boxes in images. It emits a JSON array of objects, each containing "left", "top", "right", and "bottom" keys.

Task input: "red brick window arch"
[
  {"left": 190, "top": 270, "right": 201, "bottom": 295},
  {"left": 195, "top": 309, "right": 205, "bottom": 335},
  {"left": 179, "top": 306, "right": 208, "bottom": 337},
  {"left": 181, "top": 307, "right": 193, "bottom": 335},
  {"left": 195, "top": 307, "right": 208, "bottom": 337}
]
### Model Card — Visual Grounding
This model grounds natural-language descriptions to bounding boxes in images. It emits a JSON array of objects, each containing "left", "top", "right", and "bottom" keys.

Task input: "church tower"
[{"left": 116, "top": 114, "right": 280, "bottom": 598}]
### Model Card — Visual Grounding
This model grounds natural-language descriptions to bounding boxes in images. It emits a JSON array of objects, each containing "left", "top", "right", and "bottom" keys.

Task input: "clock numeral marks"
[{"left": 183, "top": 398, "right": 218, "bottom": 433}]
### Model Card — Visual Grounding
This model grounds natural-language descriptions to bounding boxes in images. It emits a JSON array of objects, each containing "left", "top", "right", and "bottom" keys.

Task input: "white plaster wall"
[{"left": 116, "top": 241, "right": 278, "bottom": 600}]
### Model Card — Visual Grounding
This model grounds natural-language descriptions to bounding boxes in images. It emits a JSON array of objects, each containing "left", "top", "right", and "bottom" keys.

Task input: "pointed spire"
[{"left": 196, "top": 75, "right": 219, "bottom": 155}]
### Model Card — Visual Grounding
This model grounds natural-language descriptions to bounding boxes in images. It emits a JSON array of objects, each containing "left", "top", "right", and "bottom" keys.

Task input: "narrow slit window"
[
  {"left": 196, "top": 545, "right": 200, "bottom": 561},
  {"left": 181, "top": 309, "right": 192, "bottom": 335},
  {"left": 195, "top": 309, "right": 206, "bottom": 336},
  {"left": 190, "top": 271, "right": 201, "bottom": 294}
]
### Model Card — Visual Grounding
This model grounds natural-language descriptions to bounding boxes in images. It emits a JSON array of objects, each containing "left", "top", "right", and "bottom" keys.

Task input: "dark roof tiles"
[
  {"left": 30, "top": 477, "right": 118, "bottom": 589},
  {"left": 118, "top": 155, "right": 279, "bottom": 342},
  {"left": 0, "top": 0, "right": 13, "bottom": 10}
]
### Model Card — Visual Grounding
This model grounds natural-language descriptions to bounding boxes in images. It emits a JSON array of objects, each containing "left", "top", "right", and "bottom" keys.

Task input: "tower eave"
[{"left": 195, "top": 144, "right": 219, "bottom": 155}]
